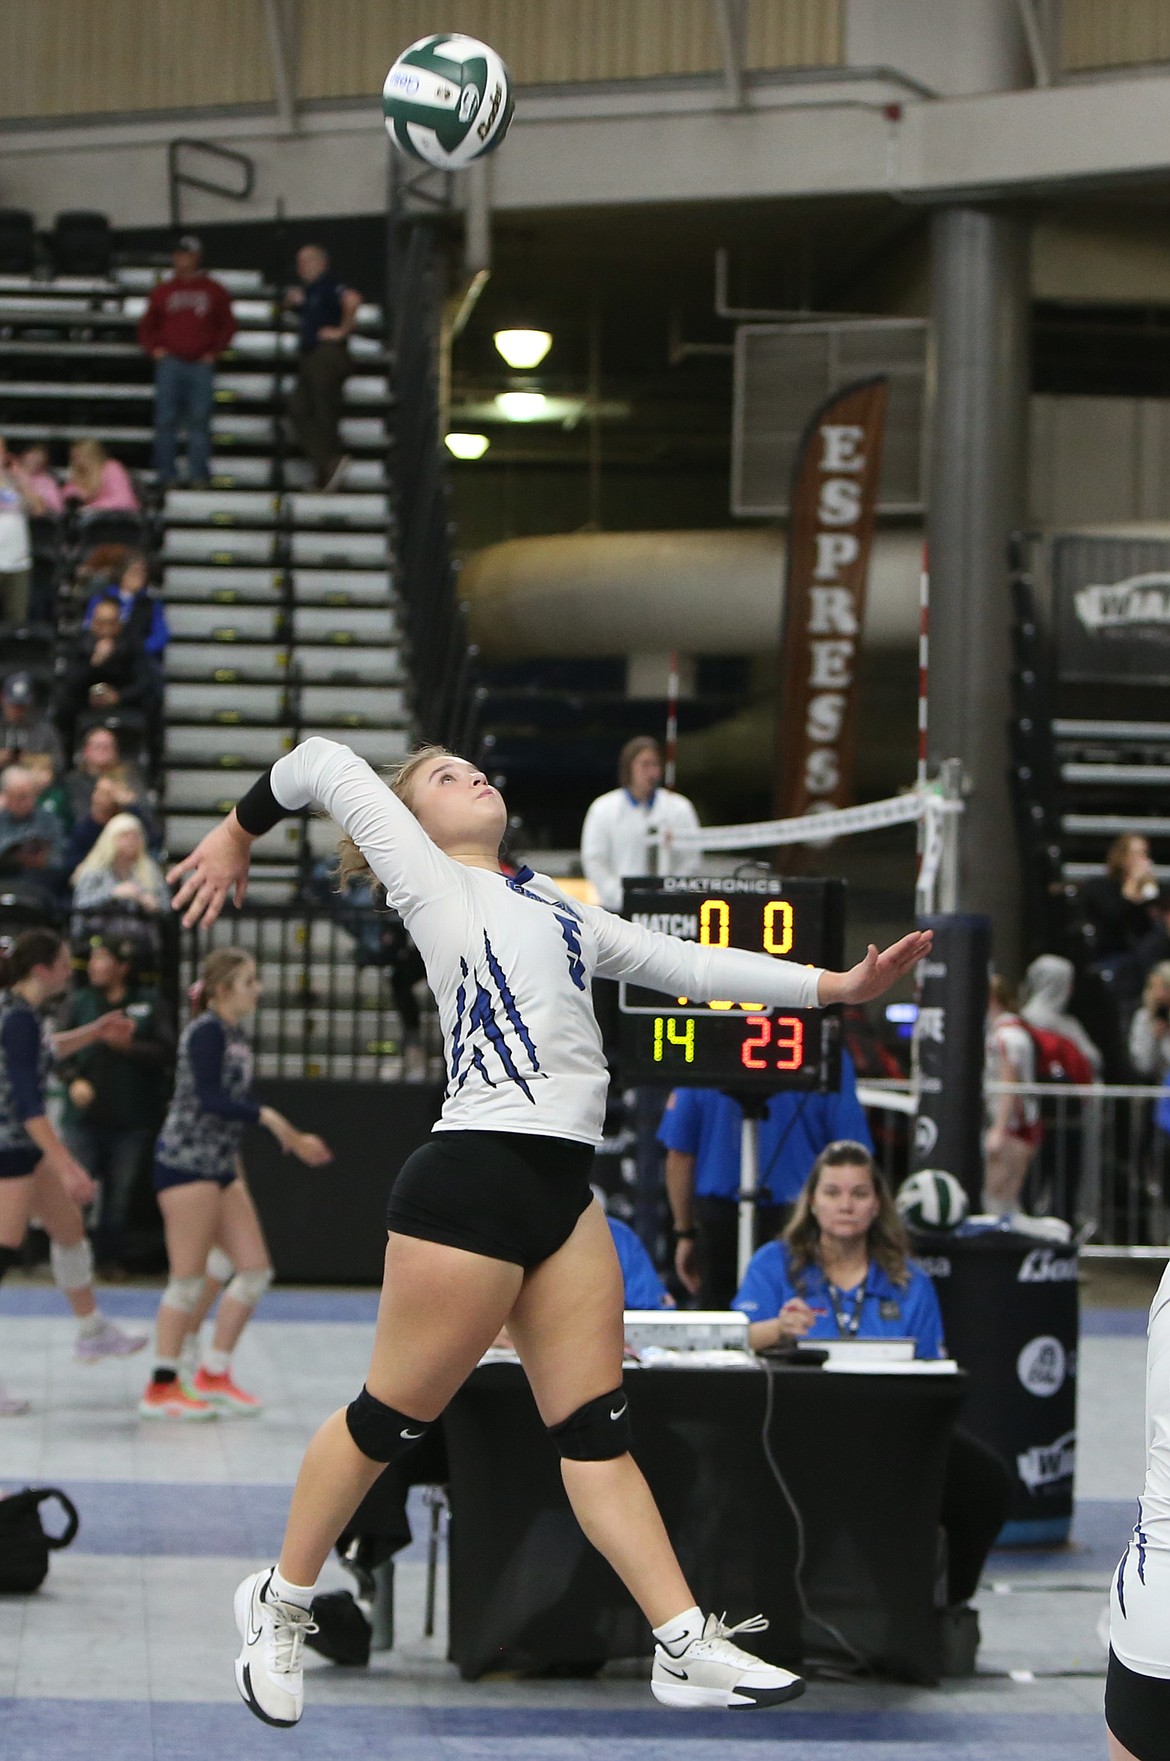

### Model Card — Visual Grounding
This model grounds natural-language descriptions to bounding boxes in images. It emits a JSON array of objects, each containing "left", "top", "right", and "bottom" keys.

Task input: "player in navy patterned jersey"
[
  {"left": 0, "top": 927, "right": 148, "bottom": 1414},
  {"left": 139, "top": 946, "right": 331, "bottom": 1422},
  {"left": 169, "top": 736, "right": 929, "bottom": 1727}
]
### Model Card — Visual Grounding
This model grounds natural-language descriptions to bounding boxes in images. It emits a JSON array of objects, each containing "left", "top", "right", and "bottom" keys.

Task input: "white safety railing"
[{"left": 858, "top": 1079, "right": 1170, "bottom": 1253}]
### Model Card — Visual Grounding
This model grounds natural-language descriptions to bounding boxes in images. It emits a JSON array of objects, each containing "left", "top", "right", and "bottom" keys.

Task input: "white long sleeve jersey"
[
  {"left": 580, "top": 786, "right": 703, "bottom": 912},
  {"left": 270, "top": 740, "right": 823, "bottom": 1145},
  {"left": 1110, "top": 1260, "right": 1170, "bottom": 1678}
]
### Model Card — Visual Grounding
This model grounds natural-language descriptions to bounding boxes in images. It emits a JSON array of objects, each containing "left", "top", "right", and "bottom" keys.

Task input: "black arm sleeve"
[{"left": 235, "top": 767, "right": 288, "bottom": 837}]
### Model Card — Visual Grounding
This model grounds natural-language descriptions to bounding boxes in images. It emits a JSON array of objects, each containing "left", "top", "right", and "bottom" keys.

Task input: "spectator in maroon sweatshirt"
[{"left": 136, "top": 236, "right": 235, "bottom": 490}]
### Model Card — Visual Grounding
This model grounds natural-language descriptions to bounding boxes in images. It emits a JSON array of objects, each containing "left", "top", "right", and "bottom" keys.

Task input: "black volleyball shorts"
[
  {"left": 386, "top": 1129, "right": 595, "bottom": 1269},
  {"left": 0, "top": 1148, "right": 40, "bottom": 1181},
  {"left": 1106, "top": 1647, "right": 1170, "bottom": 1761}
]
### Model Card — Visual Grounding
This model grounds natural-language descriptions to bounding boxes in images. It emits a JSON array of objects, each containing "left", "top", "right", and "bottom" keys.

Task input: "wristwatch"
[{"left": 673, "top": 1226, "right": 697, "bottom": 1241}]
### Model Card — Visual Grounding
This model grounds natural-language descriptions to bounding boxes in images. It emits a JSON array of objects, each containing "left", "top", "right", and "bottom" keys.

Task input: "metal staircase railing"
[{"left": 167, "top": 139, "right": 256, "bottom": 228}]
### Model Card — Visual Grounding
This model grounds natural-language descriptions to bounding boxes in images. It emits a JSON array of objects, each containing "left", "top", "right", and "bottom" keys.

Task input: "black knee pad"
[
  {"left": 0, "top": 1244, "right": 20, "bottom": 1284},
  {"left": 345, "top": 1386, "right": 432, "bottom": 1464},
  {"left": 549, "top": 1386, "right": 631, "bottom": 1460}
]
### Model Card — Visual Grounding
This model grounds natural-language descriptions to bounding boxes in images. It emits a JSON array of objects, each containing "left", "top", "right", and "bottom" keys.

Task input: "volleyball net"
[{"left": 658, "top": 775, "right": 964, "bottom": 915}]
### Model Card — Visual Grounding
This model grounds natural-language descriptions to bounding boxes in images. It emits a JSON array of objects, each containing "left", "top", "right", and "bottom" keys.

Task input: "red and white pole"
[{"left": 917, "top": 541, "right": 930, "bottom": 792}]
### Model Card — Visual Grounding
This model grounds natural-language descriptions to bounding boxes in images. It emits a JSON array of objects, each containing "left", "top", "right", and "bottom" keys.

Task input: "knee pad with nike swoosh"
[
  {"left": 549, "top": 1386, "right": 632, "bottom": 1460},
  {"left": 344, "top": 1384, "right": 433, "bottom": 1463}
]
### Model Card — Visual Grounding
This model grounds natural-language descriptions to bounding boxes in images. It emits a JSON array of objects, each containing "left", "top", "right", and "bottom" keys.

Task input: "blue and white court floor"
[{"left": 0, "top": 1279, "right": 1150, "bottom": 1760}]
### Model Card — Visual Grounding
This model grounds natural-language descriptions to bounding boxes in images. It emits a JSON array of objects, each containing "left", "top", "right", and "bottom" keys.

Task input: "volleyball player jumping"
[
  {"left": 1106, "top": 1257, "right": 1170, "bottom": 1761},
  {"left": 169, "top": 738, "right": 930, "bottom": 1726}
]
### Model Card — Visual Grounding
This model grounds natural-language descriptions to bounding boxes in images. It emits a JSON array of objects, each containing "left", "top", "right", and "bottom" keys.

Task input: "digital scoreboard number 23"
[{"left": 617, "top": 875, "right": 845, "bottom": 1093}]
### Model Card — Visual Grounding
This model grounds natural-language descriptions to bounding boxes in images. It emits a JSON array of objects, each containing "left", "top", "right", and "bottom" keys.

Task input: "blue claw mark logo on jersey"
[
  {"left": 1136, "top": 1497, "right": 1148, "bottom": 1586},
  {"left": 554, "top": 911, "right": 587, "bottom": 992},
  {"left": 506, "top": 868, "right": 589, "bottom": 992},
  {"left": 1116, "top": 1496, "right": 1148, "bottom": 1618},
  {"left": 449, "top": 935, "right": 545, "bottom": 1102}
]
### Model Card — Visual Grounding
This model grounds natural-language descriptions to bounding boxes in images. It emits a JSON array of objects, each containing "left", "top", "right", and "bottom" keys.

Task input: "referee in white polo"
[{"left": 581, "top": 736, "right": 702, "bottom": 910}]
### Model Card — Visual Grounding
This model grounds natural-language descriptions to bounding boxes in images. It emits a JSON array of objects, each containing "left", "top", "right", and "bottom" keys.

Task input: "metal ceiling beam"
[
  {"left": 1015, "top": 0, "right": 1053, "bottom": 88},
  {"left": 263, "top": 0, "right": 299, "bottom": 133},
  {"left": 713, "top": 0, "right": 748, "bottom": 109}
]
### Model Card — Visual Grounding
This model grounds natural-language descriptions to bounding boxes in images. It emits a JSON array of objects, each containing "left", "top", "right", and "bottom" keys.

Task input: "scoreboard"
[{"left": 617, "top": 874, "right": 845, "bottom": 1092}]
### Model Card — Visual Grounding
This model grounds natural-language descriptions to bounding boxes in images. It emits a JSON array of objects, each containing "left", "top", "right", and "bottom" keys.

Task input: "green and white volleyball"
[
  {"left": 895, "top": 1169, "right": 969, "bottom": 1232},
  {"left": 383, "top": 35, "right": 514, "bottom": 170}
]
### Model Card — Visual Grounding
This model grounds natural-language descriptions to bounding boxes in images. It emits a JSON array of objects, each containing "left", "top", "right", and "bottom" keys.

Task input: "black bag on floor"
[
  {"left": 0, "top": 1487, "right": 80, "bottom": 1592},
  {"left": 306, "top": 1589, "right": 371, "bottom": 1667}
]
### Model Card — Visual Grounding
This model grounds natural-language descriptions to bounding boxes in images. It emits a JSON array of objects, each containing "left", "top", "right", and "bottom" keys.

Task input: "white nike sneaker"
[
  {"left": 233, "top": 1567, "right": 318, "bottom": 1726},
  {"left": 651, "top": 1612, "right": 806, "bottom": 1709}
]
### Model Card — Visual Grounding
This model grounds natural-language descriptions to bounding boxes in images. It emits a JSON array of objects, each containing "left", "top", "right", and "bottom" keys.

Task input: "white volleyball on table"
[{"left": 383, "top": 34, "right": 514, "bottom": 170}]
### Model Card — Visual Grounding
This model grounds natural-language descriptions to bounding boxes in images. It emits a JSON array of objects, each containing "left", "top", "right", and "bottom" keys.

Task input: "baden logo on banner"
[
  {"left": 1016, "top": 1334, "right": 1067, "bottom": 1397},
  {"left": 1018, "top": 1247, "right": 1079, "bottom": 1284},
  {"left": 775, "top": 376, "right": 888, "bottom": 835}
]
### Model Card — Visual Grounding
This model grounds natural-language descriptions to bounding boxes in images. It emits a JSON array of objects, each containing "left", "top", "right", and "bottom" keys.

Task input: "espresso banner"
[{"left": 775, "top": 375, "right": 888, "bottom": 832}]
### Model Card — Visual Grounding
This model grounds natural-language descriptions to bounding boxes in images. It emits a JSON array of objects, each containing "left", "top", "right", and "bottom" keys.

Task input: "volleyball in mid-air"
[
  {"left": 896, "top": 1168, "right": 969, "bottom": 1232},
  {"left": 382, "top": 35, "right": 514, "bottom": 170}
]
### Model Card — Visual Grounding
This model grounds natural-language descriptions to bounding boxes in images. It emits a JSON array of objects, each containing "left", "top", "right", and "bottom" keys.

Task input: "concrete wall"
[{"left": 11, "top": 56, "right": 1170, "bottom": 229}]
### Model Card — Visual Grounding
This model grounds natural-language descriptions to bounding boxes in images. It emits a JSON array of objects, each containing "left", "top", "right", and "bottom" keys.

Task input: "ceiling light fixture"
[
  {"left": 444, "top": 431, "right": 491, "bottom": 460},
  {"left": 495, "top": 391, "right": 549, "bottom": 422},
  {"left": 493, "top": 327, "right": 553, "bottom": 369}
]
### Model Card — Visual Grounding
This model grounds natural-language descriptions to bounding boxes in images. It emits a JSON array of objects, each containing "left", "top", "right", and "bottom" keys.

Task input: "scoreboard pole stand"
[
  {"left": 616, "top": 876, "right": 846, "bottom": 1280},
  {"left": 731, "top": 1093, "right": 769, "bottom": 1288}
]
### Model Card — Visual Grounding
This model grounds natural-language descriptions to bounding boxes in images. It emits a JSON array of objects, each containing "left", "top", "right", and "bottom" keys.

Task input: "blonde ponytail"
[{"left": 335, "top": 743, "right": 455, "bottom": 890}]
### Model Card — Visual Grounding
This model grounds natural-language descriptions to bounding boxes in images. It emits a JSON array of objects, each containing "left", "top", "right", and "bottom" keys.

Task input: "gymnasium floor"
[{"left": 0, "top": 1271, "right": 1152, "bottom": 1761}]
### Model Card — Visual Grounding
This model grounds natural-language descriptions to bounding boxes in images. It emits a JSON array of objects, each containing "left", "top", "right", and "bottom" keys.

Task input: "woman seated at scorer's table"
[
  {"left": 733, "top": 1141, "right": 1012, "bottom": 1613},
  {"left": 733, "top": 1140, "right": 943, "bottom": 1357}
]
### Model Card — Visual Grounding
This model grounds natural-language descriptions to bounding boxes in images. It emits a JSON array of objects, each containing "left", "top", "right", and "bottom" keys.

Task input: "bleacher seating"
[
  {"left": 50, "top": 211, "right": 113, "bottom": 279},
  {"left": 0, "top": 258, "right": 421, "bottom": 1075},
  {"left": 1010, "top": 537, "right": 1170, "bottom": 957},
  {"left": 0, "top": 210, "right": 36, "bottom": 276},
  {"left": 0, "top": 265, "right": 385, "bottom": 468}
]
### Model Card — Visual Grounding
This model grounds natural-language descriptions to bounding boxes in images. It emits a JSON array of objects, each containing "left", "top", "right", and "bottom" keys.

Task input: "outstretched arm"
[
  {"left": 815, "top": 932, "right": 932, "bottom": 1005},
  {"left": 169, "top": 737, "right": 459, "bottom": 927},
  {"left": 589, "top": 906, "right": 930, "bottom": 1009}
]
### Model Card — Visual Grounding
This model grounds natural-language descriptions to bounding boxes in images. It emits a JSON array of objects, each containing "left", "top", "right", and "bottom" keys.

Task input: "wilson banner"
[
  {"left": 1052, "top": 532, "right": 1170, "bottom": 685},
  {"left": 774, "top": 375, "right": 888, "bottom": 833}
]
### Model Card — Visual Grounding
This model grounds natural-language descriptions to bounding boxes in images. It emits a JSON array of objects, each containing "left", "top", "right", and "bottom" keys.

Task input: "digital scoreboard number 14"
[{"left": 617, "top": 875, "right": 845, "bottom": 1092}]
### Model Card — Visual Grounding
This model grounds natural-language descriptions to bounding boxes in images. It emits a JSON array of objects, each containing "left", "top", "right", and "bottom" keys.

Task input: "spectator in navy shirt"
[
  {"left": 660, "top": 1050, "right": 872, "bottom": 1309},
  {"left": 284, "top": 244, "right": 362, "bottom": 492}
]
